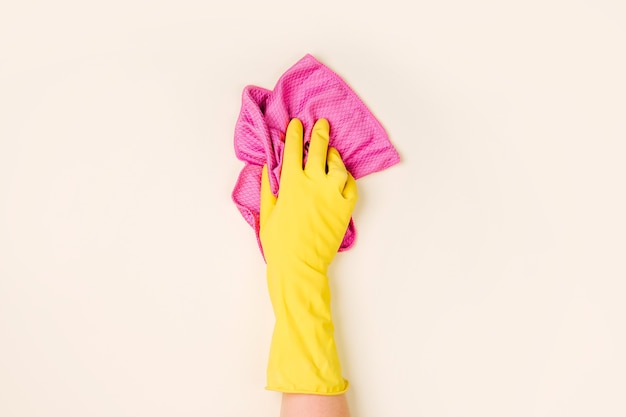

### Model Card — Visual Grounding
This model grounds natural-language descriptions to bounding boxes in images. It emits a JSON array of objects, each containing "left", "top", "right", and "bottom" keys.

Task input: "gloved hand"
[{"left": 260, "top": 118, "right": 358, "bottom": 395}]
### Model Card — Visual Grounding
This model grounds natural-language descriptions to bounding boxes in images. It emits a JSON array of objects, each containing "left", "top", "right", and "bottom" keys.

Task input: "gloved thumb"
[{"left": 260, "top": 165, "right": 277, "bottom": 229}]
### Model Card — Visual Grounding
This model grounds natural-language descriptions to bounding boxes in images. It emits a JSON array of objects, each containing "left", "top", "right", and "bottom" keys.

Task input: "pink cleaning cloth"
[{"left": 232, "top": 54, "right": 400, "bottom": 253}]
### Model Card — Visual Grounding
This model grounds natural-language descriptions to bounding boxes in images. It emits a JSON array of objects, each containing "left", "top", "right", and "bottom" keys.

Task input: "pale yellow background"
[{"left": 1, "top": 1, "right": 625, "bottom": 416}]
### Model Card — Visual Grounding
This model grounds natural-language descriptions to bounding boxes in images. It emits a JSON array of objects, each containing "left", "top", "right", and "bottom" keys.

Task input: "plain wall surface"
[{"left": 1, "top": 1, "right": 625, "bottom": 416}]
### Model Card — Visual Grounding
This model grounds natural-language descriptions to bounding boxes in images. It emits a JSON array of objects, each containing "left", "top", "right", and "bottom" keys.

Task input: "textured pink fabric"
[{"left": 232, "top": 54, "right": 400, "bottom": 253}]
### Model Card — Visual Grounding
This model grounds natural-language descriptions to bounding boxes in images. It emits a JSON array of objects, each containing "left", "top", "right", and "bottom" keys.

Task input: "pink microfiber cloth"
[{"left": 232, "top": 54, "right": 400, "bottom": 253}]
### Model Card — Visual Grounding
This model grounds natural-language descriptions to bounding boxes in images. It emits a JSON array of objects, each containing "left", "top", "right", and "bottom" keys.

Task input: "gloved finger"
[
  {"left": 326, "top": 147, "right": 349, "bottom": 193},
  {"left": 305, "top": 118, "right": 330, "bottom": 176},
  {"left": 342, "top": 171, "right": 358, "bottom": 203},
  {"left": 283, "top": 118, "right": 304, "bottom": 176},
  {"left": 260, "top": 165, "right": 277, "bottom": 229}
]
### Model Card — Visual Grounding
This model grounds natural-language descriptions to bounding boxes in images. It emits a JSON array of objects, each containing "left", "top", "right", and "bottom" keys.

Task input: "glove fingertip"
[{"left": 342, "top": 172, "right": 358, "bottom": 203}]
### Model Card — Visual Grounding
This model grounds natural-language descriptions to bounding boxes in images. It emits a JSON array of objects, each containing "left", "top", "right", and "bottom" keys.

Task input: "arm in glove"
[{"left": 260, "top": 118, "right": 358, "bottom": 395}]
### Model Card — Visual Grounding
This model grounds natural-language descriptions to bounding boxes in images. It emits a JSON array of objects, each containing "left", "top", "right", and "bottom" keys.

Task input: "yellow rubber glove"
[{"left": 260, "top": 118, "right": 358, "bottom": 395}]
